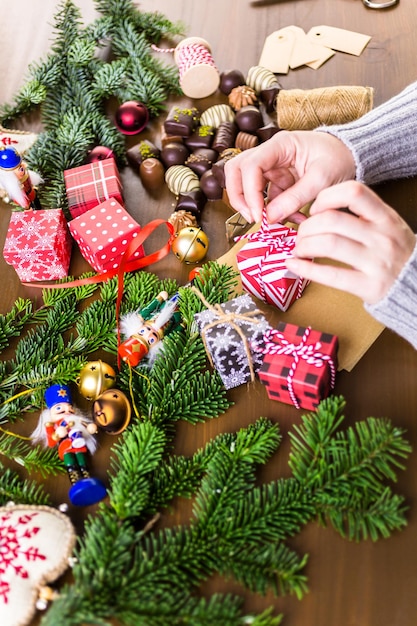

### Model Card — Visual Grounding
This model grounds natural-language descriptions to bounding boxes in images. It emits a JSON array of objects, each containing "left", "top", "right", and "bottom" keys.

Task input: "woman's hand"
[
  {"left": 285, "top": 181, "right": 416, "bottom": 304},
  {"left": 224, "top": 130, "right": 356, "bottom": 224}
]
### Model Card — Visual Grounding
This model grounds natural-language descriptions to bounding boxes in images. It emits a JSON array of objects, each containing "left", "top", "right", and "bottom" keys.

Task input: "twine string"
[
  {"left": 277, "top": 86, "right": 374, "bottom": 131},
  {"left": 257, "top": 326, "right": 336, "bottom": 409},
  {"left": 191, "top": 286, "right": 261, "bottom": 382},
  {"left": 151, "top": 41, "right": 218, "bottom": 82}
]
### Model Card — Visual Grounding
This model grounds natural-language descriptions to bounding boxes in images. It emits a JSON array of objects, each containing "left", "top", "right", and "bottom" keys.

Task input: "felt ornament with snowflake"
[{"left": 0, "top": 504, "right": 76, "bottom": 626}]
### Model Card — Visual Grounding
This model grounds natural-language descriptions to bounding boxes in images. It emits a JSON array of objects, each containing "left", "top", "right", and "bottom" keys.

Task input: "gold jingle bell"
[
  {"left": 92, "top": 389, "right": 132, "bottom": 435},
  {"left": 77, "top": 360, "right": 117, "bottom": 401},
  {"left": 171, "top": 226, "right": 209, "bottom": 263}
]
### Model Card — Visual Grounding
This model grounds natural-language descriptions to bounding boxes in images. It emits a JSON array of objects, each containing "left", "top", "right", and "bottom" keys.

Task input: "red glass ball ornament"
[
  {"left": 87, "top": 146, "right": 115, "bottom": 163},
  {"left": 115, "top": 101, "right": 149, "bottom": 135}
]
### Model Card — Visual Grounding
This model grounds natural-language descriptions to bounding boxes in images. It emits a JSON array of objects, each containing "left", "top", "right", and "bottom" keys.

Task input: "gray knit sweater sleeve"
[
  {"left": 317, "top": 81, "right": 417, "bottom": 185},
  {"left": 365, "top": 237, "right": 417, "bottom": 349},
  {"left": 316, "top": 82, "right": 417, "bottom": 349}
]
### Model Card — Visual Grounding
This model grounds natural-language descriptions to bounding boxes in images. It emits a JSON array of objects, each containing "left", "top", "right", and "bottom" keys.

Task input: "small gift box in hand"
[
  {"left": 258, "top": 321, "right": 338, "bottom": 410},
  {"left": 194, "top": 291, "right": 271, "bottom": 389},
  {"left": 236, "top": 213, "right": 309, "bottom": 311}
]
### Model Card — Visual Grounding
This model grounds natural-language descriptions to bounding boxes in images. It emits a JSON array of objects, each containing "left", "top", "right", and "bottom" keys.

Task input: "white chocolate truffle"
[
  {"left": 165, "top": 165, "right": 200, "bottom": 195},
  {"left": 246, "top": 65, "right": 278, "bottom": 94},
  {"left": 200, "top": 104, "right": 235, "bottom": 128}
]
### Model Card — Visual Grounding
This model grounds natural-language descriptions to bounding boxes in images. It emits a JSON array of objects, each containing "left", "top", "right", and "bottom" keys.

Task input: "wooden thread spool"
[
  {"left": 174, "top": 37, "right": 220, "bottom": 99},
  {"left": 276, "top": 85, "right": 374, "bottom": 131}
]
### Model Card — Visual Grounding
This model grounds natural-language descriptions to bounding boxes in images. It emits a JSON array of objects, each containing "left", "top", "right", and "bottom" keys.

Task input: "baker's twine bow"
[
  {"left": 235, "top": 210, "right": 305, "bottom": 303},
  {"left": 256, "top": 326, "right": 336, "bottom": 409},
  {"left": 191, "top": 286, "right": 261, "bottom": 383}
]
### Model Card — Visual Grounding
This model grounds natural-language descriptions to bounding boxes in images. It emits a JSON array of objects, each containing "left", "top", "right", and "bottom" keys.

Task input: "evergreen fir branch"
[
  {"left": 219, "top": 540, "right": 309, "bottom": 599},
  {"left": 75, "top": 298, "right": 118, "bottom": 354},
  {"left": 0, "top": 432, "right": 64, "bottom": 477},
  {"left": 0, "top": 297, "right": 35, "bottom": 352},
  {"left": 145, "top": 333, "right": 232, "bottom": 426},
  {"left": 315, "top": 485, "right": 408, "bottom": 541},
  {"left": 108, "top": 421, "right": 169, "bottom": 519},
  {"left": 0, "top": 467, "right": 51, "bottom": 506}
]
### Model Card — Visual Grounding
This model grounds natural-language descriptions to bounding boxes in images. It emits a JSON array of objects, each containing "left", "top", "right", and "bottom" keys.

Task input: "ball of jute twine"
[{"left": 276, "top": 85, "right": 374, "bottom": 130}]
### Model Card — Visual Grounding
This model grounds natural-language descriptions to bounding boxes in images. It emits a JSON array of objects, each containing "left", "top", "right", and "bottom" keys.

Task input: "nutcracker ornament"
[
  {"left": 0, "top": 146, "right": 41, "bottom": 209},
  {"left": 119, "top": 291, "right": 183, "bottom": 367},
  {"left": 31, "top": 384, "right": 107, "bottom": 507}
]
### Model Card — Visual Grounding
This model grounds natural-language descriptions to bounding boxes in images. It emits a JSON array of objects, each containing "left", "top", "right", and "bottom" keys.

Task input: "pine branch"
[{"left": 0, "top": 466, "right": 51, "bottom": 506}]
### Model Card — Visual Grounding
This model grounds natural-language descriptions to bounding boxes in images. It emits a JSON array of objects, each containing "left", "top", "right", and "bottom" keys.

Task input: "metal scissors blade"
[{"left": 363, "top": 0, "right": 399, "bottom": 8}]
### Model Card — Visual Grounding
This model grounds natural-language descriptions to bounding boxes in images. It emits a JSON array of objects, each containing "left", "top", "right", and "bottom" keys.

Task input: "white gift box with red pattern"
[
  {"left": 68, "top": 198, "right": 144, "bottom": 272},
  {"left": 236, "top": 222, "right": 309, "bottom": 312},
  {"left": 3, "top": 208, "right": 72, "bottom": 281}
]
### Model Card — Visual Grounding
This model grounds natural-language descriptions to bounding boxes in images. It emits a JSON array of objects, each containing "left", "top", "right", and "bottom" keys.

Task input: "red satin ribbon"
[{"left": 23, "top": 218, "right": 175, "bottom": 367}]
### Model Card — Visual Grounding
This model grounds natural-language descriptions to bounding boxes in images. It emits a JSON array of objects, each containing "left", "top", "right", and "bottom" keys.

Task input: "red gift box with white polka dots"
[
  {"left": 258, "top": 321, "right": 339, "bottom": 410},
  {"left": 68, "top": 198, "right": 144, "bottom": 272},
  {"left": 64, "top": 158, "right": 123, "bottom": 219}
]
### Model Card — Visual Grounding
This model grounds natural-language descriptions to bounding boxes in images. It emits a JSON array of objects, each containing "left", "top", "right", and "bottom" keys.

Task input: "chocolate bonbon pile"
[{"left": 128, "top": 65, "right": 282, "bottom": 223}]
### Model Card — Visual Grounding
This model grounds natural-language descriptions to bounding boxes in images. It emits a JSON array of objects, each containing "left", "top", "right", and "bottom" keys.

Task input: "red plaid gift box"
[
  {"left": 236, "top": 216, "right": 309, "bottom": 312},
  {"left": 64, "top": 157, "right": 123, "bottom": 218},
  {"left": 69, "top": 198, "right": 144, "bottom": 272},
  {"left": 3, "top": 209, "right": 72, "bottom": 281},
  {"left": 258, "top": 322, "right": 338, "bottom": 410}
]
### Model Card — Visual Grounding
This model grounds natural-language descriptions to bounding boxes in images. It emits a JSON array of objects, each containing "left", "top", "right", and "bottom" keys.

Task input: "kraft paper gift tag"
[{"left": 307, "top": 25, "right": 371, "bottom": 56}]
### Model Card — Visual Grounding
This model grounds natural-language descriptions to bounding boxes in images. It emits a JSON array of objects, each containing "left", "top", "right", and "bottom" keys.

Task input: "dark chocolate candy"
[
  {"left": 219, "top": 69, "right": 246, "bottom": 95},
  {"left": 235, "top": 105, "right": 263, "bottom": 133},
  {"left": 200, "top": 169, "right": 223, "bottom": 200},
  {"left": 212, "top": 121, "right": 238, "bottom": 153},
  {"left": 185, "top": 153, "right": 214, "bottom": 177},
  {"left": 211, "top": 148, "right": 242, "bottom": 188},
  {"left": 127, "top": 140, "right": 160, "bottom": 167},
  {"left": 184, "top": 125, "right": 215, "bottom": 150},
  {"left": 164, "top": 106, "right": 200, "bottom": 137},
  {"left": 175, "top": 189, "right": 207, "bottom": 216},
  {"left": 161, "top": 142, "right": 190, "bottom": 168},
  {"left": 260, "top": 86, "right": 280, "bottom": 113},
  {"left": 256, "top": 123, "right": 280, "bottom": 142}
]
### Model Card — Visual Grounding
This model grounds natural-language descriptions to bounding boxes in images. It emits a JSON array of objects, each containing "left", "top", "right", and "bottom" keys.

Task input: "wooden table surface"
[{"left": 2, "top": 1, "right": 417, "bottom": 625}]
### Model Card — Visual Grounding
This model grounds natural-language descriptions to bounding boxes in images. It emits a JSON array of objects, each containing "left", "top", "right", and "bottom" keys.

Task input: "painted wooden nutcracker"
[
  {"left": 0, "top": 146, "right": 41, "bottom": 209},
  {"left": 31, "top": 384, "right": 107, "bottom": 506}
]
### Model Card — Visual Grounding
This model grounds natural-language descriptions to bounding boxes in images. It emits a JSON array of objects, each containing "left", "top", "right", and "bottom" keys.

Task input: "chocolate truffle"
[
  {"left": 127, "top": 140, "right": 160, "bottom": 168},
  {"left": 161, "top": 142, "right": 190, "bottom": 168},
  {"left": 165, "top": 165, "right": 200, "bottom": 196},
  {"left": 168, "top": 209, "right": 198, "bottom": 233},
  {"left": 235, "top": 105, "right": 263, "bottom": 133},
  {"left": 260, "top": 86, "right": 280, "bottom": 113},
  {"left": 139, "top": 158, "right": 165, "bottom": 190},
  {"left": 184, "top": 125, "right": 215, "bottom": 150},
  {"left": 235, "top": 131, "right": 259, "bottom": 151},
  {"left": 219, "top": 69, "right": 246, "bottom": 95},
  {"left": 246, "top": 65, "right": 279, "bottom": 94},
  {"left": 212, "top": 121, "right": 238, "bottom": 153},
  {"left": 200, "top": 169, "right": 223, "bottom": 200},
  {"left": 228, "top": 85, "right": 258, "bottom": 111},
  {"left": 175, "top": 189, "right": 207, "bottom": 216},
  {"left": 164, "top": 106, "right": 200, "bottom": 137},
  {"left": 211, "top": 148, "right": 242, "bottom": 188},
  {"left": 185, "top": 152, "right": 214, "bottom": 177},
  {"left": 200, "top": 104, "right": 235, "bottom": 129},
  {"left": 257, "top": 123, "right": 280, "bottom": 142}
]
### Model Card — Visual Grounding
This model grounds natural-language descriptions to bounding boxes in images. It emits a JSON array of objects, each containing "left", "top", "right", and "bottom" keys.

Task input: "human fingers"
[
  {"left": 285, "top": 256, "right": 369, "bottom": 301},
  {"left": 225, "top": 146, "right": 272, "bottom": 222}
]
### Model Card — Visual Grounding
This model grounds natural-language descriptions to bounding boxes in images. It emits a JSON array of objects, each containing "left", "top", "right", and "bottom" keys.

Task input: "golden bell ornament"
[
  {"left": 172, "top": 226, "right": 209, "bottom": 263},
  {"left": 92, "top": 389, "right": 132, "bottom": 435},
  {"left": 77, "top": 360, "right": 117, "bottom": 401}
]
